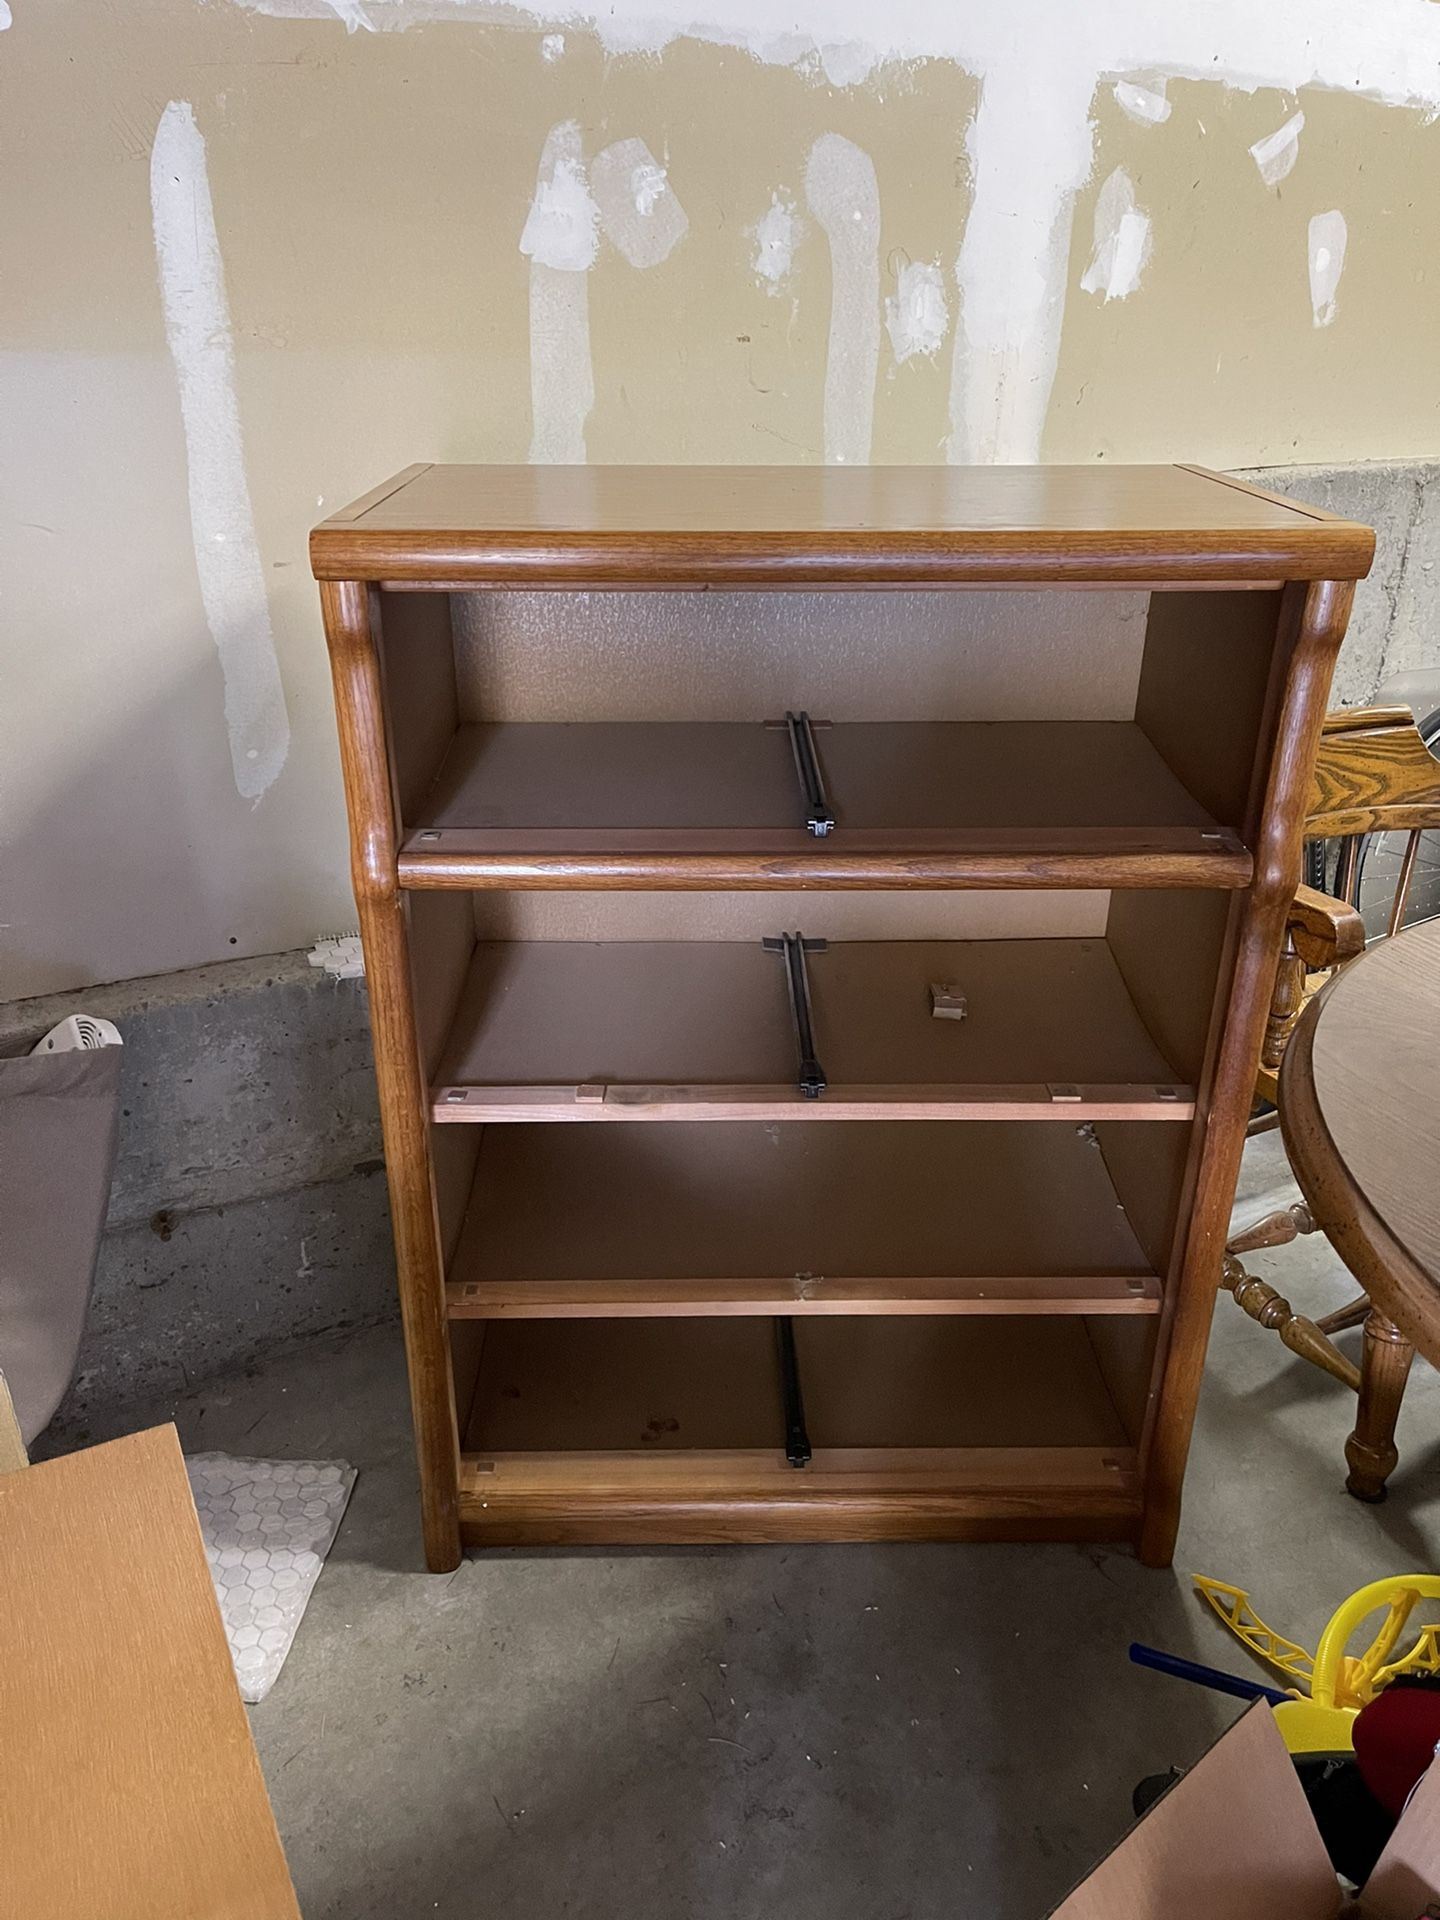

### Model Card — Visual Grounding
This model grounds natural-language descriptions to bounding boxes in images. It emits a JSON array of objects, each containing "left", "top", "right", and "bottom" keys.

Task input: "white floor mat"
[{"left": 187, "top": 1453, "right": 355, "bottom": 1703}]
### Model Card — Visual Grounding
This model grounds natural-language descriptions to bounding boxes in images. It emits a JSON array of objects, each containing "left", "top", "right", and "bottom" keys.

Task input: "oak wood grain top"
[
  {"left": 1281, "top": 922, "right": 1440, "bottom": 1358},
  {"left": 311, "top": 464, "right": 1375, "bottom": 585}
]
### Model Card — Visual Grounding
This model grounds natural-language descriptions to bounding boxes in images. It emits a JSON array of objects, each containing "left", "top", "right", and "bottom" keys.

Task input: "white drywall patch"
[
  {"left": 752, "top": 193, "right": 800, "bottom": 294},
  {"left": 540, "top": 30, "right": 563, "bottom": 58},
  {"left": 1250, "top": 109, "right": 1305, "bottom": 186},
  {"left": 591, "top": 137, "right": 688, "bottom": 268},
  {"left": 1114, "top": 78, "right": 1171, "bottom": 124},
  {"left": 819, "top": 41, "right": 877, "bottom": 87},
  {"left": 150, "top": 100, "right": 290, "bottom": 802},
  {"left": 1079, "top": 166, "right": 1152, "bottom": 302},
  {"left": 524, "top": 122, "right": 597, "bottom": 462},
  {"left": 225, "top": 0, "right": 1440, "bottom": 102},
  {"left": 0, "top": 5, "right": 12, "bottom": 31},
  {"left": 804, "top": 133, "right": 879, "bottom": 464},
  {"left": 947, "top": 56, "right": 1096, "bottom": 465},
  {"left": 322, "top": 0, "right": 374, "bottom": 28},
  {"left": 886, "top": 259, "right": 949, "bottom": 363},
  {"left": 235, "top": 0, "right": 1440, "bottom": 464},
  {"left": 520, "top": 119, "right": 599, "bottom": 271},
  {"left": 1308, "top": 208, "right": 1347, "bottom": 326},
  {"left": 528, "top": 263, "right": 593, "bottom": 460}
]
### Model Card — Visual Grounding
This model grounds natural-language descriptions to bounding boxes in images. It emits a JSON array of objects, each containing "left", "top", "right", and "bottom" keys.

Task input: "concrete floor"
[{"left": 95, "top": 1133, "right": 1440, "bottom": 1919}]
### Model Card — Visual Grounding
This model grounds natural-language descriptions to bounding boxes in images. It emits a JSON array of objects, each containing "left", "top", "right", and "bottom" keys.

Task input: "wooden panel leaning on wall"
[
  {"left": 0, "top": 1426, "right": 300, "bottom": 1919},
  {"left": 313, "top": 465, "right": 1373, "bottom": 1572}
]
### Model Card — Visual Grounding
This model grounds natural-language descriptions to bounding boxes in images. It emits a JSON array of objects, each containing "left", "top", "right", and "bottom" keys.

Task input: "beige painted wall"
[{"left": 2, "top": 2, "right": 1439, "bottom": 997}]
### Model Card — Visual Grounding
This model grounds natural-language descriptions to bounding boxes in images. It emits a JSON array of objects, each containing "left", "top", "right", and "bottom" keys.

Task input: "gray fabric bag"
[{"left": 0, "top": 1047, "right": 122, "bottom": 1443}]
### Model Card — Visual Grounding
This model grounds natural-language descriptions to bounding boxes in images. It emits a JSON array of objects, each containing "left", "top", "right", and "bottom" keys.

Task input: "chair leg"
[
  {"left": 1344, "top": 1312, "right": 1415, "bottom": 1503},
  {"left": 1317, "top": 1294, "right": 1372, "bottom": 1336},
  {"left": 1221, "top": 1255, "right": 1361, "bottom": 1391},
  {"left": 1227, "top": 1202, "right": 1316, "bottom": 1257}
]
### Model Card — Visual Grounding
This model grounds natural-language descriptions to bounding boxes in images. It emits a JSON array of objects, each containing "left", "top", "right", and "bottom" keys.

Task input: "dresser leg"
[{"left": 1344, "top": 1312, "right": 1414, "bottom": 1503}]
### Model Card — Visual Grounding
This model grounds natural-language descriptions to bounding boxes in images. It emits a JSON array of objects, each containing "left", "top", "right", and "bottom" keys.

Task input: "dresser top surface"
[{"left": 311, "top": 463, "right": 1374, "bottom": 586}]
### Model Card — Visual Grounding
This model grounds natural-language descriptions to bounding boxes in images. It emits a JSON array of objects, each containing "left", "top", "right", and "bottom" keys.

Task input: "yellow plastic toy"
[{"left": 1195, "top": 1573, "right": 1440, "bottom": 1754}]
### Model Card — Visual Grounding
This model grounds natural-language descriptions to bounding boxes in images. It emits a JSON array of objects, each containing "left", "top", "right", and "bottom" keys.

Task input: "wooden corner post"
[
  {"left": 1138, "top": 577, "right": 1356, "bottom": 1566},
  {"left": 318, "top": 578, "right": 463, "bottom": 1572}
]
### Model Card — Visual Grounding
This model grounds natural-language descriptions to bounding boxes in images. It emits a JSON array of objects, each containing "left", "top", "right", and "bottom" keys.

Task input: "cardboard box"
[
  {"left": 1052, "top": 1698, "right": 1440, "bottom": 1919},
  {"left": 0, "top": 1424, "right": 300, "bottom": 1920}
]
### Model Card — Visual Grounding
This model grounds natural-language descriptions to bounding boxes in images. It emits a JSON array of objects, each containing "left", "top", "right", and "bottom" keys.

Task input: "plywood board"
[
  {"left": 0, "top": 1426, "right": 300, "bottom": 1920},
  {"left": 1049, "top": 1702, "right": 1338, "bottom": 1920},
  {"left": 1361, "top": 1745, "right": 1440, "bottom": 1918}
]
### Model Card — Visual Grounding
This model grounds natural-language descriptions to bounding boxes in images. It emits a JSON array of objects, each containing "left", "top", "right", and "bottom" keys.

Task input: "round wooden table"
[{"left": 1281, "top": 919, "right": 1440, "bottom": 1499}]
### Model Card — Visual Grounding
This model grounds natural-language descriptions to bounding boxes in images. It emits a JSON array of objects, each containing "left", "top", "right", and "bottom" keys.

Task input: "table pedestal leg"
[{"left": 1345, "top": 1311, "right": 1415, "bottom": 1502}]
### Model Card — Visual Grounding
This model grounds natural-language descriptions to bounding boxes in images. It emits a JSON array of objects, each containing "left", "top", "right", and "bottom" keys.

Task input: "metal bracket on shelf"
[
  {"left": 929, "top": 982, "right": 968, "bottom": 1021},
  {"left": 762, "top": 933, "right": 828, "bottom": 1099},
  {"left": 775, "top": 1318, "right": 812, "bottom": 1469},
  {"left": 784, "top": 710, "right": 835, "bottom": 835}
]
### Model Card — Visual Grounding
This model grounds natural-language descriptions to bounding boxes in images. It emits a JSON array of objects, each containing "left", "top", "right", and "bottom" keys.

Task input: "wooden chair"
[{"left": 1222, "top": 703, "right": 1440, "bottom": 1498}]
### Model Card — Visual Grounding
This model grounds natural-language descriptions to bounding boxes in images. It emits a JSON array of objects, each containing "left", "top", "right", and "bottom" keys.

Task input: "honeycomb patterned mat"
[{"left": 186, "top": 1453, "right": 356, "bottom": 1703}]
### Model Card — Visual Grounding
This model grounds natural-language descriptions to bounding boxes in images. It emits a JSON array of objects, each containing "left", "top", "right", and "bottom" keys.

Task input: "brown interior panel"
[
  {"left": 405, "top": 888, "right": 482, "bottom": 1259},
  {"left": 449, "top": 1120, "right": 1157, "bottom": 1286},
  {"left": 1093, "top": 1126, "right": 1193, "bottom": 1285},
  {"left": 449, "top": 587, "right": 1150, "bottom": 724},
  {"left": 373, "top": 588, "right": 458, "bottom": 820},
  {"left": 1105, "top": 889, "right": 1235, "bottom": 1087},
  {"left": 1133, "top": 588, "right": 1284, "bottom": 830},
  {"left": 407, "top": 890, "right": 477, "bottom": 1077},
  {"left": 463, "top": 1316, "right": 1138, "bottom": 1454},
  {"left": 467, "top": 888, "right": 1113, "bottom": 942},
  {"left": 432, "top": 935, "right": 1186, "bottom": 1104},
  {"left": 1083, "top": 1318, "right": 1159, "bottom": 1446},
  {"left": 411, "top": 719, "right": 1222, "bottom": 838}
]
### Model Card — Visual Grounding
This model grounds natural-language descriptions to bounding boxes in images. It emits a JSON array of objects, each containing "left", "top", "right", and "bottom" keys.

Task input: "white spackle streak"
[
  {"left": 233, "top": 0, "right": 1440, "bottom": 463},
  {"left": 1114, "top": 78, "right": 1171, "bottom": 124},
  {"left": 632, "top": 161, "right": 666, "bottom": 217},
  {"left": 324, "top": 0, "right": 374, "bottom": 28},
  {"left": 819, "top": 41, "right": 877, "bottom": 86},
  {"left": 804, "top": 133, "right": 879, "bottom": 465},
  {"left": 948, "top": 55, "right": 1096, "bottom": 465},
  {"left": 150, "top": 100, "right": 290, "bottom": 801},
  {"left": 752, "top": 193, "right": 800, "bottom": 293},
  {"left": 591, "top": 136, "right": 688, "bottom": 268},
  {"left": 1079, "top": 165, "right": 1152, "bottom": 301},
  {"left": 524, "top": 122, "right": 596, "bottom": 461},
  {"left": 1250, "top": 108, "right": 1306, "bottom": 186},
  {"left": 886, "top": 260, "right": 949, "bottom": 363},
  {"left": 1309, "top": 208, "right": 1347, "bottom": 326},
  {"left": 0, "top": 4, "right": 12, "bottom": 30},
  {"left": 541, "top": 31, "right": 564, "bottom": 59},
  {"left": 520, "top": 120, "right": 599, "bottom": 271}
]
